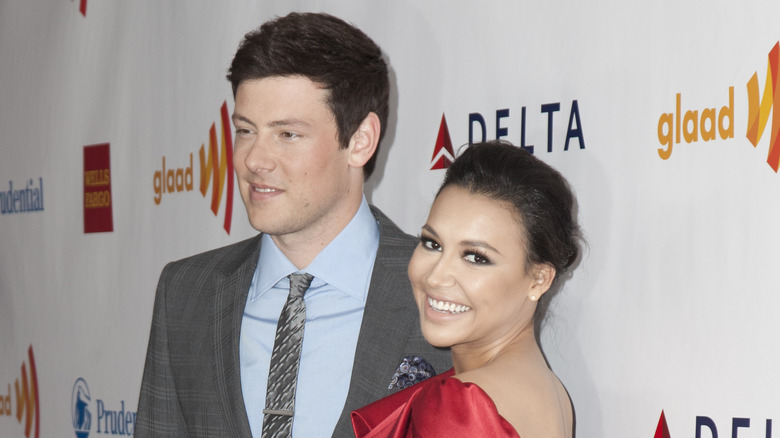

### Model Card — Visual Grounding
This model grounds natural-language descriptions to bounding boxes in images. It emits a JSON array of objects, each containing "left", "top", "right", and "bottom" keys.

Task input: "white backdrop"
[{"left": 2, "top": 1, "right": 779, "bottom": 437}]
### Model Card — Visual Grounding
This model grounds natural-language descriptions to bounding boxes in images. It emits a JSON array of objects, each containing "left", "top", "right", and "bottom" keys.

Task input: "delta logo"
[
  {"left": 71, "top": 378, "right": 136, "bottom": 437},
  {"left": 1, "top": 345, "right": 39, "bottom": 438},
  {"left": 657, "top": 41, "right": 780, "bottom": 176},
  {"left": 430, "top": 99, "right": 586, "bottom": 170},
  {"left": 153, "top": 100, "right": 234, "bottom": 234},
  {"left": 653, "top": 410, "right": 774, "bottom": 438}
]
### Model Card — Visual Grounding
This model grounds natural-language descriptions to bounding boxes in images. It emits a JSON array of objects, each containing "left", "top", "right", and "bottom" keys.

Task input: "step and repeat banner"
[{"left": 2, "top": 1, "right": 779, "bottom": 437}]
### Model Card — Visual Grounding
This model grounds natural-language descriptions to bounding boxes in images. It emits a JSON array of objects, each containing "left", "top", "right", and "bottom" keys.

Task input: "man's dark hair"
[{"left": 227, "top": 12, "right": 389, "bottom": 178}]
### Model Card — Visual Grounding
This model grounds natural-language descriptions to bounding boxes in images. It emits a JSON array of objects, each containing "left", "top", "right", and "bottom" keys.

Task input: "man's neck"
[{"left": 271, "top": 194, "right": 364, "bottom": 269}]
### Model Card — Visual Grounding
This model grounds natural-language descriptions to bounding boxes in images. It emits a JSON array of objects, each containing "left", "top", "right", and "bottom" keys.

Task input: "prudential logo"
[
  {"left": 70, "top": 378, "right": 136, "bottom": 437},
  {"left": 71, "top": 379, "right": 90, "bottom": 438}
]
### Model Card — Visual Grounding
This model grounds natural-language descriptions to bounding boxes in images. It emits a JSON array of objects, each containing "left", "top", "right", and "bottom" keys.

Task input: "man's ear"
[
  {"left": 347, "top": 112, "right": 380, "bottom": 169},
  {"left": 528, "top": 264, "right": 556, "bottom": 302}
]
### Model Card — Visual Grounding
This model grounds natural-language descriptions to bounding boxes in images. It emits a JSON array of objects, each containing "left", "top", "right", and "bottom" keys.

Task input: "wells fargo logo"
[
  {"left": 153, "top": 101, "right": 234, "bottom": 234},
  {"left": 657, "top": 40, "right": 780, "bottom": 176},
  {"left": 83, "top": 143, "right": 114, "bottom": 233},
  {"left": 1, "top": 345, "right": 39, "bottom": 438}
]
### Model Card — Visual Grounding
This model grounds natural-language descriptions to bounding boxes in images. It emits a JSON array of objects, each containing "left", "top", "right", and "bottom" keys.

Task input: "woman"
[{"left": 352, "top": 141, "right": 581, "bottom": 438}]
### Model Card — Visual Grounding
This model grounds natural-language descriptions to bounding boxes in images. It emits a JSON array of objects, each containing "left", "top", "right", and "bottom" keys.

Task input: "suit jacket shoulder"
[
  {"left": 331, "top": 207, "right": 452, "bottom": 437},
  {"left": 136, "top": 235, "right": 262, "bottom": 437}
]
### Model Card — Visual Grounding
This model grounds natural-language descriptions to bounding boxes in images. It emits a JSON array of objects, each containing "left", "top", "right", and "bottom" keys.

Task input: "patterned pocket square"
[{"left": 388, "top": 355, "right": 436, "bottom": 390}]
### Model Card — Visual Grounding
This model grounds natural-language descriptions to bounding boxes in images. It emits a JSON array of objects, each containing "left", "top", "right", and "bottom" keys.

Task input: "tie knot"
[{"left": 287, "top": 272, "right": 313, "bottom": 297}]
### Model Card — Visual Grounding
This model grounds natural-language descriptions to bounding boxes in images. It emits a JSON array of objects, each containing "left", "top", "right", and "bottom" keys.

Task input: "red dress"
[{"left": 351, "top": 368, "right": 520, "bottom": 437}]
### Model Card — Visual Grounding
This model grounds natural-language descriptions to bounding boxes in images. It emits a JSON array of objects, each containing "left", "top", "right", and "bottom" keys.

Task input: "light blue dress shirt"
[{"left": 240, "top": 197, "right": 380, "bottom": 437}]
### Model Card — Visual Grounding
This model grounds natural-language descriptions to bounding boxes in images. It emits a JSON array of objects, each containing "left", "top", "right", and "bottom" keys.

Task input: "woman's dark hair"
[
  {"left": 226, "top": 12, "right": 389, "bottom": 178},
  {"left": 439, "top": 140, "right": 581, "bottom": 277}
]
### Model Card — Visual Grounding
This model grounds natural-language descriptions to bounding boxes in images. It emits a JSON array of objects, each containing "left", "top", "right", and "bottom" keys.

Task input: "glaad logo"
[
  {"left": 70, "top": 378, "right": 136, "bottom": 436},
  {"left": 432, "top": 100, "right": 586, "bottom": 170},
  {"left": 653, "top": 410, "right": 775, "bottom": 437},
  {"left": 71, "top": 379, "right": 91, "bottom": 438},
  {"left": 656, "top": 87, "right": 734, "bottom": 159},
  {"left": 657, "top": 40, "right": 780, "bottom": 175},
  {"left": 199, "top": 102, "right": 235, "bottom": 234},
  {"left": 746, "top": 42, "right": 780, "bottom": 172},
  {"left": 153, "top": 101, "right": 234, "bottom": 234},
  {"left": 1, "top": 345, "right": 39, "bottom": 438}
]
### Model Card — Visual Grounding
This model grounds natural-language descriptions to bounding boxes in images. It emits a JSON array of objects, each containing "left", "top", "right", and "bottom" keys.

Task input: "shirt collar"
[{"left": 249, "top": 196, "right": 380, "bottom": 302}]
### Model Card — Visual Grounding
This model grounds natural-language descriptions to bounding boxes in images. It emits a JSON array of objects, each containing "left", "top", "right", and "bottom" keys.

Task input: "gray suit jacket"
[{"left": 135, "top": 206, "right": 451, "bottom": 437}]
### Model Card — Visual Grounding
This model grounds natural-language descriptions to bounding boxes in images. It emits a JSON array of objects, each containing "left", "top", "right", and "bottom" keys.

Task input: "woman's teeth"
[{"left": 428, "top": 297, "right": 471, "bottom": 314}]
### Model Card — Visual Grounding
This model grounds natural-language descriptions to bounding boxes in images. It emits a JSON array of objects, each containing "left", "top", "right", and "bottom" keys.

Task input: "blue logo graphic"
[{"left": 71, "top": 378, "right": 91, "bottom": 438}]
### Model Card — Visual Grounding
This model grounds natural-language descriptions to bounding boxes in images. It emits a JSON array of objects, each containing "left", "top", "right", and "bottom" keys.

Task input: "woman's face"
[{"left": 408, "top": 185, "right": 548, "bottom": 351}]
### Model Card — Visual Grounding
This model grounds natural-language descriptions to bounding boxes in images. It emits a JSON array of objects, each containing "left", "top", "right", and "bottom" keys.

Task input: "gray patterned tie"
[{"left": 262, "top": 272, "right": 313, "bottom": 438}]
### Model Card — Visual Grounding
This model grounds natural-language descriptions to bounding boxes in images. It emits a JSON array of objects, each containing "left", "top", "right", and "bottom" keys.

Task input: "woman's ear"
[
  {"left": 528, "top": 264, "right": 556, "bottom": 302},
  {"left": 347, "top": 112, "right": 380, "bottom": 169}
]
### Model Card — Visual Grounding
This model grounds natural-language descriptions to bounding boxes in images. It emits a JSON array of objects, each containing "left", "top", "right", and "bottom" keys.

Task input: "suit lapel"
[
  {"left": 212, "top": 235, "right": 262, "bottom": 438},
  {"left": 332, "top": 208, "right": 420, "bottom": 435}
]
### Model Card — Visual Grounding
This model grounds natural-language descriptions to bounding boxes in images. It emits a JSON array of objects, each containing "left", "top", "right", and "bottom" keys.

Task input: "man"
[{"left": 135, "top": 12, "right": 450, "bottom": 438}]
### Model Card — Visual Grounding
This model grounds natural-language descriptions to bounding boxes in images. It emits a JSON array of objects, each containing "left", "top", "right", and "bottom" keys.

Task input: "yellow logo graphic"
[
  {"left": 1, "top": 345, "right": 39, "bottom": 438},
  {"left": 199, "top": 102, "right": 234, "bottom": 234},
  {"left": 746, "top": 42, "right": 780, "bottom": 172}
]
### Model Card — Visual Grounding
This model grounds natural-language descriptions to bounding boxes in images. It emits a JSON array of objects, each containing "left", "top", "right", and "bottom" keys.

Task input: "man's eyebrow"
[
  {"left": 266, "top": 119, "right": 312, "bottom": 128},
  {"left": 231, "top": 113, "right": 256, "bottom": 128}
]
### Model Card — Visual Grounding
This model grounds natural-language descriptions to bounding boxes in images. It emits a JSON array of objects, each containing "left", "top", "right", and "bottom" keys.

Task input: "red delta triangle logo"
[
  {"left": 430, "top": 114, "right": 456, "bottom": 170},
  {"left": 655, "top": 411, "right": 672, "bottom": 438}
]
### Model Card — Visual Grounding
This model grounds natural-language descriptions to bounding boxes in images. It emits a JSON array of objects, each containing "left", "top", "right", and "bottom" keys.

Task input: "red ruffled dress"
[{"left": 352, "top": 369, "right": 520, "bottom": 437}]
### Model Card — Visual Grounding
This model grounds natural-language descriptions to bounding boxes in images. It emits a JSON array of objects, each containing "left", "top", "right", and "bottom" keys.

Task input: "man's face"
[{"left": 232, "top": 76, "right": 357, "bottom": 244}]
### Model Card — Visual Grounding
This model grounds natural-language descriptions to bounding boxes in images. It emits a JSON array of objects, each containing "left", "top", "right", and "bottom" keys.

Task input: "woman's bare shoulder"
[{"left": 456, "top": 354, "right": 573, "bottom": 438}]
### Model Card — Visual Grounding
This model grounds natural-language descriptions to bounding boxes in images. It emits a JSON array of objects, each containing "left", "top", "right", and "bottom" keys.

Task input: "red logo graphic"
[
  {"left": 655, "top": 410, "right": 671, "bottom": 438},
  {"left": 2, "top": 346, "right": 39, "bottom": 438},
  {"left": 83, "top": 143, "right": 114, "bottom": 233},
  {"left": 430, "top": 114, "right": 455, "bottom": 170},
  {"left": 746, "top": 41, "right": 780, "bottom": 172},
  {"left": 72, "top": 0, "right": 87, "bottom": 17},
  {"left": 199, "top": 101, "right": 234, "bottom": 234}
]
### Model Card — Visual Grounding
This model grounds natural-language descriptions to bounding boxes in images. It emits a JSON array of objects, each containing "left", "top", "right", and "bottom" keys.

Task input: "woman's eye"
[
  {"left": 464, "top": 252, "right": 490, "bottom": 265},
  {"left": 420, "top": 236, "right": 441, "bottom": 251}
]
